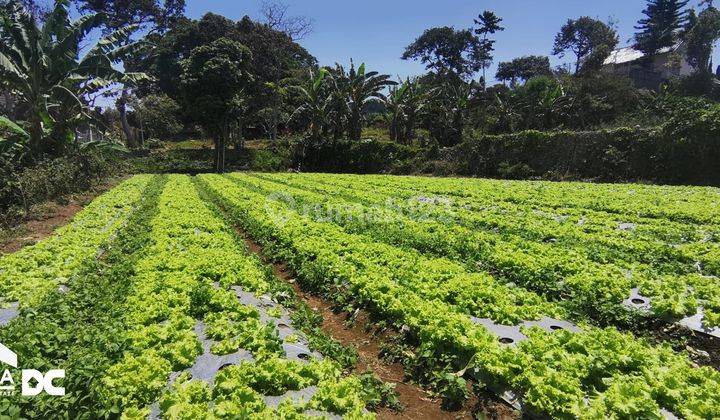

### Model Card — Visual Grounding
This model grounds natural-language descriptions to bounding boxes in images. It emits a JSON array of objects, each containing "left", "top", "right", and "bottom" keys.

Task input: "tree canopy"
[
  {"left": 552, "top": 17, "right": 618, "bottom": 74},
  {"left": 127, "top": 13, "right": 316, "bottom": 131},
  {"left": 686, "top": 6, "right": 720, "bottom": 73},
  {"left": 474, "top": 10, "right": 504, "bottom": 83},
  {"left": 0, "top": 0, "right": 146, "bottom": 157},
  {"left": 402, "top": 26, "right": 487, "bottom": 78},
  {"left": 74, "top": 0, "right": 185, "bottom": 31},
  {"left": 259, "top": 0, "right": 313, "bottom": 40},
  {"left": 635, "top": 0, "right": 690, "bottom": 57},
  {"left": 180, "top": 38, "right": 252, "bottom": 172},
  {"left": 345, "top": 62, "right": 396, "bottom": 140},
  {"left": 496, "top": 56, "right": 552, "bottom": 86}
]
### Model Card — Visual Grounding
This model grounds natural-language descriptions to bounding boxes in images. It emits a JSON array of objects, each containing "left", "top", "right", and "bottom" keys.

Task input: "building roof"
[{"left": 603, "top": 44, "right": 679, "bottom": 66}]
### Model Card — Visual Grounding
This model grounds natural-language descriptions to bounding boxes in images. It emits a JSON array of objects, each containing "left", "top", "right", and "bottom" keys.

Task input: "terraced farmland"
[{"left": 1, "top": 173, "right": 719, "bottom": 419}]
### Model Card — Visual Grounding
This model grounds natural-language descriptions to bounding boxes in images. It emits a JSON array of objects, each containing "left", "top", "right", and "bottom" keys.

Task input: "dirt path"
[
  {"left": 239, "top": 233, "right": 517, "bottom": 420},
  {"left": 0, "top": 179, "right": 124, "bottom": 254}
]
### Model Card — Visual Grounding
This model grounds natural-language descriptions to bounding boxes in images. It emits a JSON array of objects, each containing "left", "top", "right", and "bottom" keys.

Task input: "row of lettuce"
[
  {"left": 246, "top": 172, "right": 720, "bottom": 328},
  {"left": 0, "top": 175, "right": 374, "bottom": 419},
  {"left": 196, "top": 173, "right": 720, "bottom": 419},
  {"left": 0, "top": 175, "right": 153, "bottom": 309}
]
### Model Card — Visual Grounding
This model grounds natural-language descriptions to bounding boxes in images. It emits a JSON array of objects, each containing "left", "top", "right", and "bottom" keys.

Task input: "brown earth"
[
  {"left": 239, "top": 232, "right": 518, "bottom": 420},
  {"left": 0, "top": 179, "right": 124, "bottom": 254}
]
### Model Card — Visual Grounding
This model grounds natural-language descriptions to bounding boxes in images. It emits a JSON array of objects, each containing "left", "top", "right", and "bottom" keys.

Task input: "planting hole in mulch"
[{"left": 237, "top": 228, "right": 518, "bottom": 420}]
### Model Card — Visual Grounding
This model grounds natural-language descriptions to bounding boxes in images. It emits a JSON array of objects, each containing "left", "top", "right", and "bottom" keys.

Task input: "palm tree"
[
  {"left": 346, "top": 60, "right": 396, "bottom": 140},
  {"left": 0, "top": 0, "right": 146, "bottom": 157}
]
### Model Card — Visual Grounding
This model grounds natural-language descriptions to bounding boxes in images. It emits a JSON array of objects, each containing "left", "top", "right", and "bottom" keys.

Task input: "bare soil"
[
  {"left": 0, "top": 179, "right": 124, "bottom": 254},
  {"left": 239, "top": 233, "right": 518, "bottom": 420},
  {"left": 651, "top": 324, "right": 720, "bottom": 372}
]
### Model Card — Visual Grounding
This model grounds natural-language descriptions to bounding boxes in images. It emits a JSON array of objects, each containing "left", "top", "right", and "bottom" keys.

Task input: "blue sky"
[{"left": 185, "top": 0, "right": 709, "bottom": 83}]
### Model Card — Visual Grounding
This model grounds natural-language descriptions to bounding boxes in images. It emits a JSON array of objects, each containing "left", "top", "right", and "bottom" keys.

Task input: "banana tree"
[
  {"left": 384, "top": 83, "right": 406, "bottom": 142},
  {"left": 385, "top": 77, "right": 430, "bottom": 143},
  {"left": 490, "top": 92, "right": 520, "bottom": 133},
  {"left": 430, "top": 79, "right": 475, "bottom": 146},
  {"left": 346, "top": 61, "right": 396, "bottom": 140},
  {"left": 0, "top": 115, "right": 29, "bottom": 163},
  {"left": 515, "top": 76, "right": 567, "bottom": 130},
  {"left": 398, "top": 78, "right": 428, "bottom": 143},
  {"left": 327, "top": 63, "right": 349, "bottom": 141},
  {"left": 0, "top": 0, "right": 147, "bottom": 158},
  {"left": 291, "top": 68, "right": 332, "bottom": 141}
]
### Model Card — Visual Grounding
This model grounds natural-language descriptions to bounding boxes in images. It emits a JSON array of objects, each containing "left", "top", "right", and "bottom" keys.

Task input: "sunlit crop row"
[{"left": 198, "top": 173, "right": 720, "bottom": 419}]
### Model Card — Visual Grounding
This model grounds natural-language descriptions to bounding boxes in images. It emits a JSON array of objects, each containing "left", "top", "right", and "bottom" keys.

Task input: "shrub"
[
  {"left": 294, "top": 138, "right": 424, "bottom": 173},
  {"left": 130, "top": 94, "right": 183, "bottom": 140},
  {"left": 498, "top": 161, "right": 535, "bottom": 179},
  {"left": 1, "top": 148, "right": 131, "bottom": 222},
  {"left": 250, "top": 149, "right": 289, "bottom": 172},
  {"left": 449, "top": 121, "right": 720, "bottom": 184}
]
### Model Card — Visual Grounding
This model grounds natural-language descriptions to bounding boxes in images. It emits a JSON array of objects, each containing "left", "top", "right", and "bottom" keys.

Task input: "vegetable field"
[{"left": 2, "top": 173, "right": 720, "bottom": 419}]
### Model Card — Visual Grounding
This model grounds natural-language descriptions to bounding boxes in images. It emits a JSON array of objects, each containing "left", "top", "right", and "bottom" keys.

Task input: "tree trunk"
[
  {"left": 214, "top": 137, "right": 225, "bottom": 174},
  {"left": 451, "top": 110, "right": 464, "bottom": 146},
  {"left": 310, "top": 118, "right": 321, "bottom": 142},
  {"left": 237, "top": 118, "right": 245, "bottom": 149},
  {"left": 28, "top": 111, "right": 43, "bottom": 158},
  {"left": 219, "top": 136, "right": 226, "bottom": 173},
  {"left": 333, "top": 113, "right": 344, "bottom": 140},
  {"left": 215, "top": 126, "right": 229, "bottom": 173},
  {"left": 270, "top": 108, "right": 278, "bottom": 141},
  {"left": 213, "top": 137, "right": 220, "bottom": 172},
  {"left": 405, "top": 111, "right": 416, "bottom": 144},
  {"left": 350, "top": 107, "right": 362, "bottom": 141},
  {"left": 322, "top": 120, "right": 331, "bottom": 138},
  {"left": 389, "top": 115, "right": 399, "bottom": 142},
  {"left": 118, "top": 90, "right": 137, "bottom": 149}
]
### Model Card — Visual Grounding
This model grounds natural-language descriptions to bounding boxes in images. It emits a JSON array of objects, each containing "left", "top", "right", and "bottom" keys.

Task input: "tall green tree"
[
  {"left": 474, "top": 10, "right": 504, "bottom": 86},
  {"left": 496, "top": 56, "right": 552, "bottom": 86},
  {"left": 257, "top": 81, "right": 289, "bottom": 141},
  {"left": 426, "top": 79, "right": 476, "bottom": 146},
  {"left": 683, "top": 8, "right": 699, "bottom": 38},
  {"left": 402, "top": 26, "right": 486, "bottom": 79},
  {"left": 686, "top": 6, "right": 720, "bottom": 74},
  {"left": 384, "top": 84, "right": 405, "bottom": 142},
  {"left": 635, "top": 0, "right": 690, "bottom": 57},
  {"left": 0, "top": 0, "right": 146, "bottom": 157},
  {"left": 399, "top": 78, "right": 428, "bottom": 142},
  {"left": 552, "top": 17, "right": 618, "bottom": 74},
  {"left": 129, "top": 93, "right": 182, "bottom": 140},
  {"left": 179, "top": 38, "right": 251, "bottom": 173},
  {"left": 128, "top": 13, "right": 316, "bottom": 140},
  {"left": 513, "top": 76, "right": 567, "bottom": 130}
]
